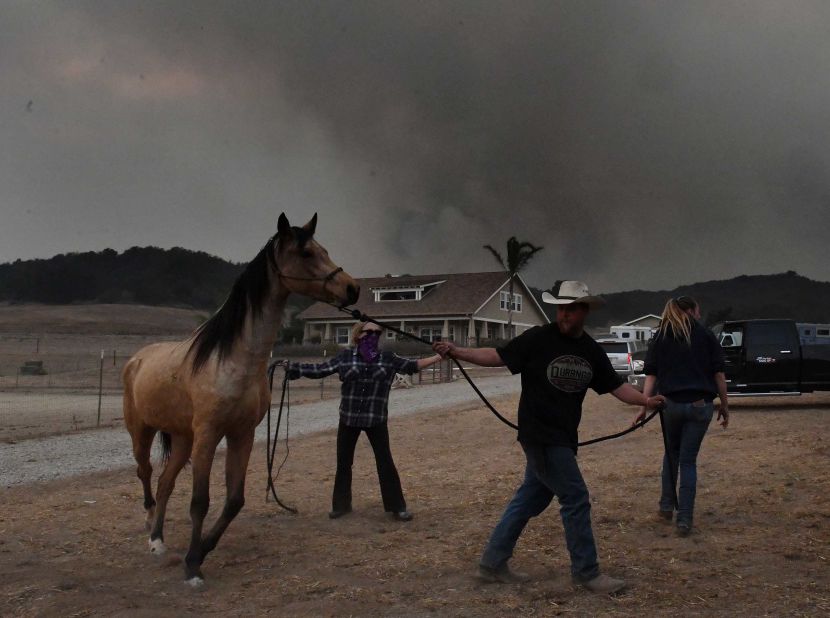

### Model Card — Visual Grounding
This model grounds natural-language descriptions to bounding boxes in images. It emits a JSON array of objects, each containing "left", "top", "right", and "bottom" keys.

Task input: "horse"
[{"left": 122, "top": 213, "right": 359, "bottom": 586}]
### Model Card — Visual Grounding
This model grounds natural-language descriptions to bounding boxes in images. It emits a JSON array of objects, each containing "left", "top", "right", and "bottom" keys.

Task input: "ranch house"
[{"left": 297, "top": 271, "right": 550, "bottom": 346}]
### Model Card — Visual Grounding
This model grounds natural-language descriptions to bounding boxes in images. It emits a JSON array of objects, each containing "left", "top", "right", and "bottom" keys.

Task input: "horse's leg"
[
  {"left": 148, "top": 433, "right": 192, "bottom": 555},
  {"left": 183, "top": 429, "right": 222, "bottom": 586},
  {"left": 130, "top": 425, "right": 157, "bottom": 530},
  {"left": 200, "top": 427, "right": 255, "bottom": 559}
]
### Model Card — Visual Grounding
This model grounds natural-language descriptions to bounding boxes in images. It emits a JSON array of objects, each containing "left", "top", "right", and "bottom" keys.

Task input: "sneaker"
[
  {"left": 577, "top": 573, "right": 627, "bottom": 594},
  {"left": 657, "top": 510, "right": 673, "bottom": 522},
  {"left": 328, "top": 507, "right": 352, "bottom": 519},
  {"left": 676, "top": 522, "right": 692, "bottom": 537},
  {"left": 392, "top": 510, "right": 413, "bottom": 522},
  {"left": 477, "top": 564, "right": 531, "bottom": 584}
]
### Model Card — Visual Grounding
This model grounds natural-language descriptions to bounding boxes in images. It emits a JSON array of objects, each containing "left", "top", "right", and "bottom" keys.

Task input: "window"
[
  {"left": 748, "top": 323, "right": 790, "bottom": 346},
  {"left": 818, "top": 329, "right": 830, "bottom": 337},
  {"left": 621, "top": 332, "right": 631, "bottom": 339},
  {"left": 372, "top": 282, "right": 445, "bottom": 302},
  {"left": 377, "top": 290, "right": 417, "bottom": 301},
  {"left": 599, "top": 342, "right": 628, "bottom": 353},
  {"left": 720, "top": 327, "right": 743, "bottom": 348},
  {"left": 499, "top": 291, "right": 522, "bottom": 312},
  {"left": 335, "top": 327, "right": 350, "bottom": 345},
  {"left": 386, "top": 330, "right": 396, "bottom": 340},
  {"left": 448, "top": 326, "right": 455, "bottom": 341},
  {"left": 419, "top": 327, "right": 443, "bottom": 342}
]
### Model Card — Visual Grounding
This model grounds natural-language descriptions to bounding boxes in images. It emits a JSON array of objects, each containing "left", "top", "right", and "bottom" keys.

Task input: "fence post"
[
  {"left": 321, "top": 348, "right": 326, "bottom": 399},
  {"left": 96, "top": 349, "right": 104, "bottom": 427}
]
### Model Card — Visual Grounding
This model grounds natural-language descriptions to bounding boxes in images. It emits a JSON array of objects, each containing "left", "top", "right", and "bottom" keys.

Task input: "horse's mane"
[{"left": 188, "top": 227, "right": 311, "bottom": 374}]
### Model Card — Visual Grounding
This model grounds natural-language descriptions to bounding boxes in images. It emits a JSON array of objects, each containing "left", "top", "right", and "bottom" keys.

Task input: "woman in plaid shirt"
[{"left": 287, "top": 321, "right": 442, "bottom": 521}]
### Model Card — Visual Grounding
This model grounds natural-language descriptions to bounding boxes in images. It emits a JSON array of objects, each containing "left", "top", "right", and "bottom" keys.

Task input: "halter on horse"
[{"left": 122, "top": 213, "right": 358, "bottom": 586}]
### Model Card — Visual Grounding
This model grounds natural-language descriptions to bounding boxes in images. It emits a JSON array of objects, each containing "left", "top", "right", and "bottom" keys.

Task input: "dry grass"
[
  {"left": 0, "top": 304, "right": 207, "bottom": 335},
  {"left": 1, "top": 392, "right": 828, "bottom": 616}
]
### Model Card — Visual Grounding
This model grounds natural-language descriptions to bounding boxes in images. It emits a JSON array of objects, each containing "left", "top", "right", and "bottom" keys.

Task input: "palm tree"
[{"left": 483, "top": 237, "right": 543, "bottom": 338}]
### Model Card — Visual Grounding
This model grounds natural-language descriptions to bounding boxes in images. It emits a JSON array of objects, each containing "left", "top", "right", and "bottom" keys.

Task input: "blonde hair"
[
  {"left": 351, "top": 321, "right": 384, "bottom": 345},
  {"left": 658, "top": 296, "right": 698, "bottom": 344}
]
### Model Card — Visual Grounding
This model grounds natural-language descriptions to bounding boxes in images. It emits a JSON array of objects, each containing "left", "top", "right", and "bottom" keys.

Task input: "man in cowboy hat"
[{"left": 433, "top": 281, "right": 664, "bottom": 594}]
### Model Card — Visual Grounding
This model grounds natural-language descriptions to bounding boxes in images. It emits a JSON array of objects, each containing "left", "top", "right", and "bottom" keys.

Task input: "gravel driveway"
[{"left": 0, "top": 374, "right": 520, "bottom": 487}]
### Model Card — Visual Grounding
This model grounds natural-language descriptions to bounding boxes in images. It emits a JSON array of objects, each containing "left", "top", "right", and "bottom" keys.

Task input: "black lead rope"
[
  {"left": 333, "top": 305, "right": 663, "bottom": 447},
  {"left": 263, "top": 306, "right": 668, "bottom": 511},
  {"left": 266, "top": 363, "right": 297, "bottom": 513}
]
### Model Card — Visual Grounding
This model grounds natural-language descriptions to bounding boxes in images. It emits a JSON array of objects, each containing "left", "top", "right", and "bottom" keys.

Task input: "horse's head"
[{"left": 274, "top": 213, "right": 360, "bottom": 307}]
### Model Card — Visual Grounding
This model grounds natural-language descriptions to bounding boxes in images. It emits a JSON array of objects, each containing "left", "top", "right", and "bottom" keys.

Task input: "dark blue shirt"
[
  {"left": 644, "top": 320, "right": 725, "bottom": 402},
  {"left": 287, "top": 349, "right": 418, "bottom": 427}
]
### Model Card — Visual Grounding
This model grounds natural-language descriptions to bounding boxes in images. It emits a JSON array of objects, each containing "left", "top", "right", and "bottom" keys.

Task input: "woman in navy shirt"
[{"left": 635, "top": 296, "right": 729, "bottom": 536}]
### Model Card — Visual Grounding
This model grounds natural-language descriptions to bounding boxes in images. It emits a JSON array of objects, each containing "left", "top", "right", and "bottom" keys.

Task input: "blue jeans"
[
  {"left": 480, "top": 443, "right": 600, "bottom": 581},
  {"left": 660, "top": 399, "right": 714, "bottom": 525}
]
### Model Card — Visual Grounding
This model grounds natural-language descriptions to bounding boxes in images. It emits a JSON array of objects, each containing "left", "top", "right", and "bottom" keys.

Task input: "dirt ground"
[{"left": 1, "top": 393, "right": 828, "bottom": 617}]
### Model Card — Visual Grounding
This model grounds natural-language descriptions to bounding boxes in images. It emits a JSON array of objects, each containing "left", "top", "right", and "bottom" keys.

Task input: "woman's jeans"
[
  {"left": 660, "top": 399, "right": 714, "bottom": 525},
  {"left": 333, "top": 420, "right": 406, "bottom": 513},
  {"left": 480, "top": 443, "right": 600, "bottom": 582}
]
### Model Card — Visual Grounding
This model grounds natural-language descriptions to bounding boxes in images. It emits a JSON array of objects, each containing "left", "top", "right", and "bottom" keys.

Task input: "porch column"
[
  {"left": 442, "top": 319, "right": 449, "bottom": 340},
  {"left": 323, "top": 322, "right": 331, "bottom": 342},
  {"left": 468, "top": 318, "right": 476, "bottom": 346}
]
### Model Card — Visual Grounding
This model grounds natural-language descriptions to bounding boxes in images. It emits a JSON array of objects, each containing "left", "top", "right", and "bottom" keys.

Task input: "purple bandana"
[{"left": 357, "top": 331, "right": 381, "bottom": 362}]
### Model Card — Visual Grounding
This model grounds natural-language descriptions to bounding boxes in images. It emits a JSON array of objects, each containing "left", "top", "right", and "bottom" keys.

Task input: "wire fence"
[{"left": 0, "top": 333, "right": 504, "bottom": 442}]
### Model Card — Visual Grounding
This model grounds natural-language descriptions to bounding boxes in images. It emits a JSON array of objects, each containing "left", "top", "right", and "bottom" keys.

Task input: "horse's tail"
[{"left": 159, "top": 432, "right": 172, "bottom": 466}]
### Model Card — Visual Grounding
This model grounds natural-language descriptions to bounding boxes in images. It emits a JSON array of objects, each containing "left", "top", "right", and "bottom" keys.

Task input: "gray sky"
[{"left": 2, "top": 1, "right": 829, "bottom": 292}]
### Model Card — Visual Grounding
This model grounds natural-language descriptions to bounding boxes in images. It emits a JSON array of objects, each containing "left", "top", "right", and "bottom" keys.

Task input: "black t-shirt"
[{"left": 497, "top": 324, "right": 623, "bottom": 450}]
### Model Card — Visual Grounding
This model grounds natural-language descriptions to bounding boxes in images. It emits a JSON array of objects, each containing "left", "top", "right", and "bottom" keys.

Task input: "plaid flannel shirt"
[{"left": 287, "top": 348, "right": 419, "bottom": 427}]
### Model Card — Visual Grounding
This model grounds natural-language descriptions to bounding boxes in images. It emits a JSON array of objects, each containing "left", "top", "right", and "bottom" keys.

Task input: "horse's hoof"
[
  {"left": 186, "top": 576, "right": 205, "bottom": 589},
  {"left": 149, "top": 538, "right": 167, "bottom": 555}
]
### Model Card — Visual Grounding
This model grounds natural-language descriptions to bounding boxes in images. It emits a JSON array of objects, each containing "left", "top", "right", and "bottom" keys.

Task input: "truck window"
[
  {"left": 818, "top": 328, "right": 830, "bottom": 337},
  {"left": 720, "top": 326, "right": 743, "bottom": 348},
  {"left": 748, "top": 323, "right": 791, "bottom": 346},
  {"left": 599, "top": 342, "right": 628, "bottom": 354}
]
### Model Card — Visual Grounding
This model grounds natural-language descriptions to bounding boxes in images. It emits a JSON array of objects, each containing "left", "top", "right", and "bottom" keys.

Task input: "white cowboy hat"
[{"left": 541, "top": 280, "right": 606, "bottom": 309}]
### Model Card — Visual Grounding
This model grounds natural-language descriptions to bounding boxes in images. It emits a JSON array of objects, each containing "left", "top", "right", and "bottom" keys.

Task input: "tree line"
[
  {"left": 2, "top": 249, "right": 827, "bottom": 327},
  {"left": 0, "top": 247, "right": 242, "bottom": 309}
]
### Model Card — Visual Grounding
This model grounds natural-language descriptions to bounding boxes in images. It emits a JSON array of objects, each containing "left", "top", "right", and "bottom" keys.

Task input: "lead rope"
[
  {"left": 331, "top": 305, "right": 663, "bottom": 447},
  {"left": 266, "top": 362, "right": 297, "bottom": 513}
]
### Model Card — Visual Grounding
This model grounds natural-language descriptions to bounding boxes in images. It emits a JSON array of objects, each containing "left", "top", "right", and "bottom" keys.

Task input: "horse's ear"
[
  {"left": 277, "top": 213, "right": 292, "bottom": 238},
  {"left": 302, "top": 213, "right": 318, "bottom": 236}
]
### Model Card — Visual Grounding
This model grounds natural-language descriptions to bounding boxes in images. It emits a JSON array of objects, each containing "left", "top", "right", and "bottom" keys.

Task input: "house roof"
[
  {"left": 621, "top": 314, "right": 662, "bottom": 326},
  {"left": 298, "top": 271, "right": 533, "bottom": 321}
]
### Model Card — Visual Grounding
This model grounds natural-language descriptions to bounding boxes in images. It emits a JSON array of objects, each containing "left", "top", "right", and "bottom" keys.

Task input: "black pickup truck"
[
  {"left": 627, "top": 319, "right": 830, "bottom": 396},
  {"left": 714, "top": 319, "right": 830, "bottom": 395}
]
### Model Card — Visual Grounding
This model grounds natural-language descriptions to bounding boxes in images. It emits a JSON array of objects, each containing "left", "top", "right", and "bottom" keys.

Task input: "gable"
[{"left": 474, "top": 275, "right": 550, "bottom": 325}]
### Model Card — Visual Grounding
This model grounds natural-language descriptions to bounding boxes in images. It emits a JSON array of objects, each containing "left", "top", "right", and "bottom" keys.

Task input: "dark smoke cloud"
[{"left": 1, "top": 1, "right": 829, "bottom": 292}]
